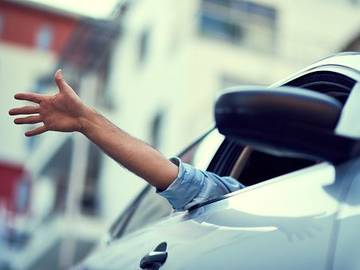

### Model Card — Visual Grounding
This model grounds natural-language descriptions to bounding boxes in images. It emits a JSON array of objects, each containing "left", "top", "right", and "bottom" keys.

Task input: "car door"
[
  {"left": 78, "top": 151, "right": 347, "bottom": 270},
  {"left": 168, "top": 160, "right": 349, "bottom": 270},
  {"left": 330, "top": 157, "right": 360, "bottom": 270}
]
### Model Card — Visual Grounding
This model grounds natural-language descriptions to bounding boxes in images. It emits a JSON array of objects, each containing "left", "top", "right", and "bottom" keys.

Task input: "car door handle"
[
  {"left": 140, "top": 242, "right": 168, "bottom": 269},
  {"left": 140, "top": 251, "right": 167, "bottom": 269}
]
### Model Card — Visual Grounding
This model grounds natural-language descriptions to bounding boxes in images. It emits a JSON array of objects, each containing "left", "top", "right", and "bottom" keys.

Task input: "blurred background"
[{"left": 0, "top": 0, "right": 359, "bottom": 269}]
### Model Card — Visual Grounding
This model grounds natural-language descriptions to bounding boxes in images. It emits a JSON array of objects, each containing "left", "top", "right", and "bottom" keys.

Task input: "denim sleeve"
[{"left": 157, "top": 157, "right": 245, "bottom": 211}]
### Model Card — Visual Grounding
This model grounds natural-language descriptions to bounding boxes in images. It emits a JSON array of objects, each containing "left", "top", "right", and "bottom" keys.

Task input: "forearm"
[{"left": 79, "top": 107, "right": 178, "bottom": 190}]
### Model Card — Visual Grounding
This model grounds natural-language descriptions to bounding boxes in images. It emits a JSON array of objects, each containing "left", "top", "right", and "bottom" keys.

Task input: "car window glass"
[
  {"left": 114, "top": 186, "right": 172, "bottom": 237},
  {"left": 189, "top": 147, "right": 317, "bottom": 210},
  {"left": 237, "top": 150, "right": 315, "bottom": 187}
]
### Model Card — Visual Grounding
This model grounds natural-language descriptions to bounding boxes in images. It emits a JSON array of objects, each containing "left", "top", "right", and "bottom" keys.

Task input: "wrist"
[{"left": 78, "top": 105, "right": 98, "bottom": 135}]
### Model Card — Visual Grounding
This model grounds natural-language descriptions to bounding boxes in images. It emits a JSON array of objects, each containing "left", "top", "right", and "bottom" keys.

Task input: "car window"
[
  {"left": 188, "top": 146, "right": 317, "bottom": 210},
  {"left": 108, "top": 129, "right": 224, "bottom": 240},
  {"left": 109, "top": 185, "right": 172, "bottom": 239},
  {"left": 236, "top": 149, "right": 315, "bottom": 186}
]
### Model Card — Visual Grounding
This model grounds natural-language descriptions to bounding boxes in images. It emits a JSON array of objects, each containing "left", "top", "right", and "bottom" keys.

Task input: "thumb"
[{"left": 54, "top": 69, "right": 71, "bottom": 92}]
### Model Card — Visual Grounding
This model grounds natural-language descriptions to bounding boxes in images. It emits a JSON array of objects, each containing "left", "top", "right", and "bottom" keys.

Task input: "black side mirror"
[{"left": 215, "top": 86, "right": 360, "bottom": 162}]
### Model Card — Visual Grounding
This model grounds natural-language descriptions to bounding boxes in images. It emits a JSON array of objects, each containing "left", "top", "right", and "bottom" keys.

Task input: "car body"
[{"left": 77, "top": 52, "right": 360, "bottom": 270}]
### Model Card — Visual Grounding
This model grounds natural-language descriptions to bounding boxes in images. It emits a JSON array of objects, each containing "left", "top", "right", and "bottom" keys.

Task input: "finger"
[
  {"left": 25, "top": 125, "right": 47, "bottom": 137},
  {"left": 14, "top": 115, "right": 42, "bottom": 125},
  {"left": 9, "top": 105, "right": 40, "bottom": 115},
  {"left": 14, "top": 92, "right": 44, "bottom": 104},
  {"left": 54, "top": 69, "right": 71, "bottom": 93}
]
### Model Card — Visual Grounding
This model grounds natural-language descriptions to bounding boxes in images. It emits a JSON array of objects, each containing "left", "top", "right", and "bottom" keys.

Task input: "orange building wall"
[{"left": 0, "top": 1, "right": 78, "bottom": 55}]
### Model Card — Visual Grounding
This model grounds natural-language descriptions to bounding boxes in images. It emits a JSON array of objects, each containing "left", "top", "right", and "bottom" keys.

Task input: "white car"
[{"left": 77, "top": 52, "right": 360, "bottom": 270}]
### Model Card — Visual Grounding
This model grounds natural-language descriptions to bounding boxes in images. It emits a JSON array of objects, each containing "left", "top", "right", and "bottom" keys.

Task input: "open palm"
[{"left": 9, "top": 70, "right": 88, "bottom": 136}]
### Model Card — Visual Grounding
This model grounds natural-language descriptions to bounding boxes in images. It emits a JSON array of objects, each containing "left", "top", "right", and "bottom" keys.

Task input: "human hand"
[{"left": 9, "top": 69, "right": 90, "bottom": 136}]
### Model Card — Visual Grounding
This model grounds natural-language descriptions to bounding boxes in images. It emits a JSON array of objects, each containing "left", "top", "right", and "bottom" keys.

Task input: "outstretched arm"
[{"left": 9, "top": 70, "right": 178, "bottom": 190}]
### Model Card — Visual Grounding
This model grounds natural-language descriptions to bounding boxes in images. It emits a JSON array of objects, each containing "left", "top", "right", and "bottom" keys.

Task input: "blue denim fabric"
[{"left": 157, "top": 157, "right": 245, "bottom": 211}]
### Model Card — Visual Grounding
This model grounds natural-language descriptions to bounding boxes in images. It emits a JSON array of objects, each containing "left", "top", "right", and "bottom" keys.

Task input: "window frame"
[
  {"left": 0, "top": 13, "right": 4, "bottom": 37},
  {"left": 198, "top": 0, "right": 277, "bottom": 52},
  {"left": 35, "top": 24, "right": 54, "bottom": 51}
]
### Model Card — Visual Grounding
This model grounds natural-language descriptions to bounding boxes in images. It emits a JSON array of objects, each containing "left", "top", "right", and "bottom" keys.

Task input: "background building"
[
  {"left": 0, "top": 0, "right": 77, "bottom": 162},
  {"left": 0, "top": 0, "right": 77, "bottom": 216},
  {"left": 0, "top": 1, "right": 94, "bottom": 269}
]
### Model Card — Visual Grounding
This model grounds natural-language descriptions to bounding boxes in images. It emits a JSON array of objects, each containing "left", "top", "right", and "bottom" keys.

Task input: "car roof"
[
  {"left": 273, "top": 52, "right": 360, "bottom": 87},
  {"left": 313, "top": 52, "right": 360, "bottom": 71}
]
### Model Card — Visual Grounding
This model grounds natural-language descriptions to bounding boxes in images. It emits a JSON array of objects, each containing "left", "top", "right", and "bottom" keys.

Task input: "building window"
[
  {"left": 199, "top": 0, "right": 277, "bottom": 52},
  {"left": 0, "top": 14, "right": 4, "bottom": 37},
  {"left": 138, "top": 29, "right": 150, "bottom": 64},
  {"left": 36, "top": 24, "right": 54, "bottom": 51},
  {"left": 150, "top": 110, "right": 165, "bottom": 148}
]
